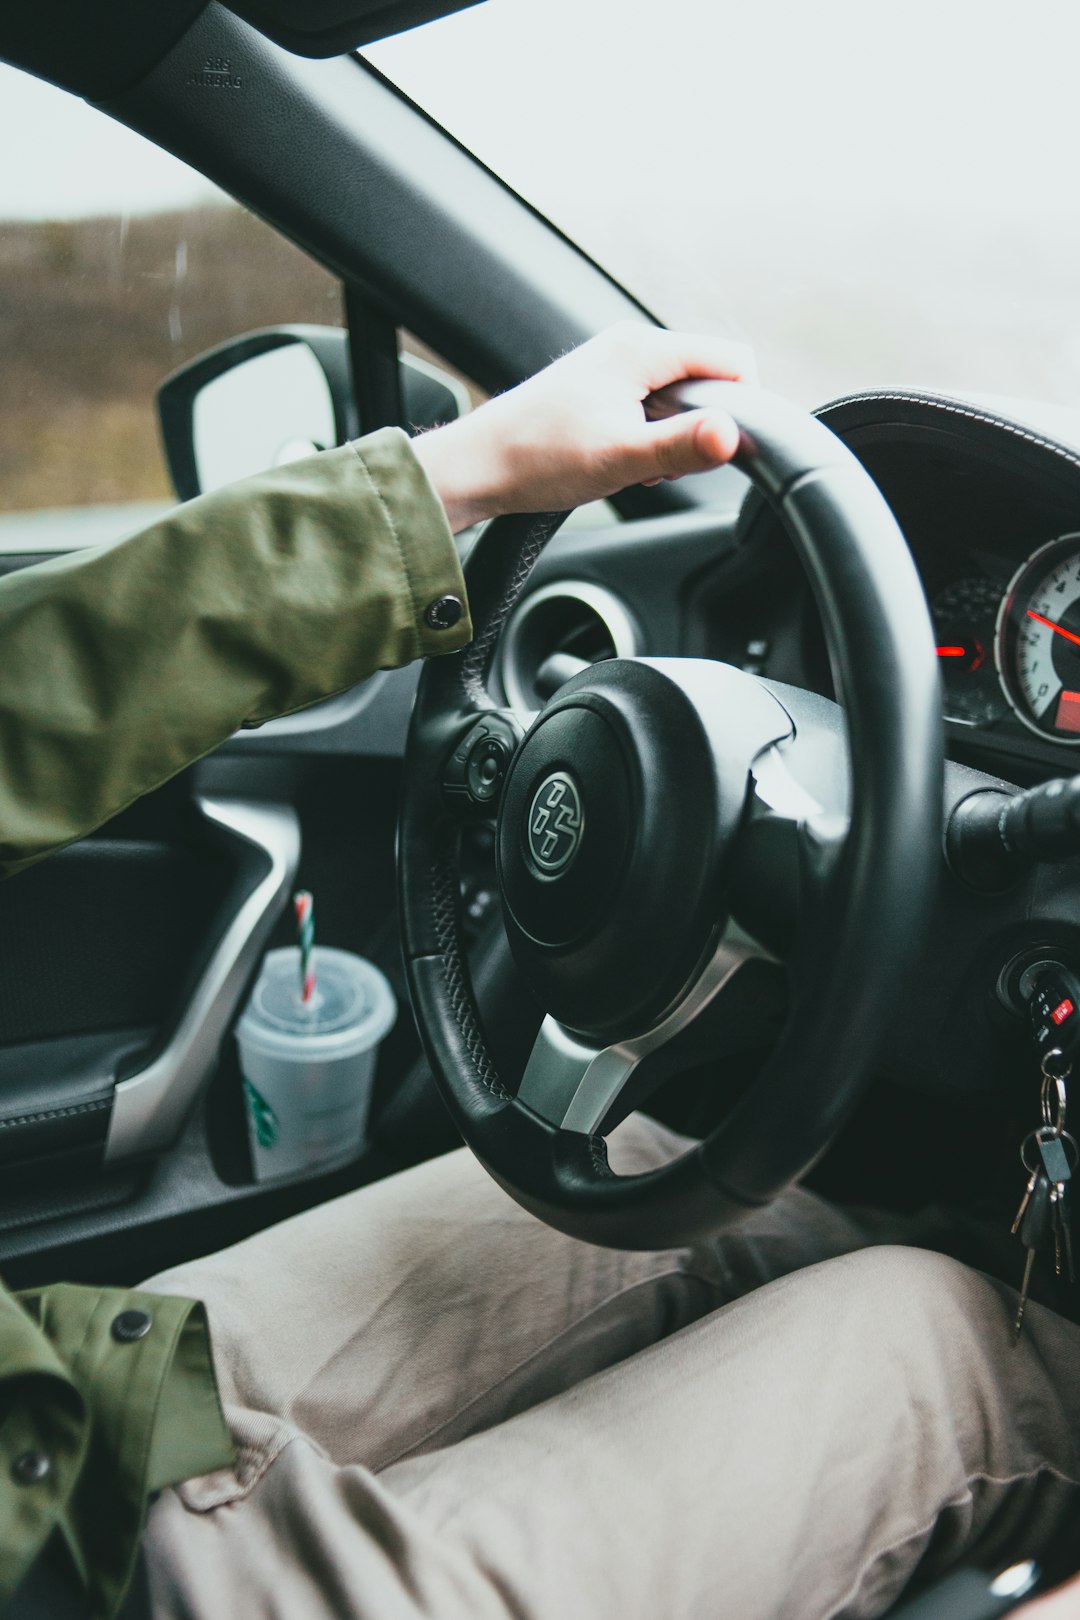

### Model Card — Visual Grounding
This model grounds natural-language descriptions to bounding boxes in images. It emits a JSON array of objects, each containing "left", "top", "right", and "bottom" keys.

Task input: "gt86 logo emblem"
[{"left": 527, "top": 772, "right": 584, "bottom": 875}]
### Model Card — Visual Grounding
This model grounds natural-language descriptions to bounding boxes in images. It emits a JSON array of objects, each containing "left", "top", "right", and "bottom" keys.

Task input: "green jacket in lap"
[{"left": 0, "top": 429, "right": 471, "bottom": 1617}]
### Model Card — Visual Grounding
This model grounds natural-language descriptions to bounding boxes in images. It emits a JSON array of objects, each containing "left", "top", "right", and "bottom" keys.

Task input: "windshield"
[{"left": 367, "top": 0, "right": 1080, "bottom": 409}]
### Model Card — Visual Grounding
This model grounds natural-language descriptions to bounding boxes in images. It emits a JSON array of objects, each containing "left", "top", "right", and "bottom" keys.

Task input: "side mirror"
[{"left": 158, "top": 325, "right": 469, "bottom": 502}]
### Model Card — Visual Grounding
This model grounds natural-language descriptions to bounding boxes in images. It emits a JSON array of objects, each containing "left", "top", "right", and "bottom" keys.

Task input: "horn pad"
[{"left": 497, "top": 659, "right": 752, "bottom": 1043}]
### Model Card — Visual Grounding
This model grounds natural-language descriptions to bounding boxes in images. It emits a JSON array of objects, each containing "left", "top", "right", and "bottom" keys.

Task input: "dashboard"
[
  {"left": 478, "top": 390, "right": 1080, "bottom": 1114},
  {"left": 934, "top": 538, "right": 1080, "bottom": 741},
  {"left": 697, "top": 390, "right": 1080, "bottom": 783}
]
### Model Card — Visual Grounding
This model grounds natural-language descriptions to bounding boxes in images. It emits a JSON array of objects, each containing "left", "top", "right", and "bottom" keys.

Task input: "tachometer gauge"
[
  {"left": 998, "top": 534, "right": 1080, "bottom": 743},
  {"left": 930, "top": 577, "right": 1009, "bottom": 726}
]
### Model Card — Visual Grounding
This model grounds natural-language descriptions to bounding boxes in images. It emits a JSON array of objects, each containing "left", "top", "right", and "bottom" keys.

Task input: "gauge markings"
[
  {"left": 997, "top": 533, "right": 1080, "bottom": 743},
  {"left": 931, "top": 576, "right": 1007, "bottom": 726},
  {"left": 1026, "top": 609, "right": 1080, "bottom": 649}
]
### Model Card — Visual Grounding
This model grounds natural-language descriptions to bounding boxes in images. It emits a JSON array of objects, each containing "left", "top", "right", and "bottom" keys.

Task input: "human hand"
[
  {"left": 1015, "top": 1571, "right": 1080, "bottom": 1616},
  {"left": 411, "top": 322, "right": 750, "bottom": 533}
]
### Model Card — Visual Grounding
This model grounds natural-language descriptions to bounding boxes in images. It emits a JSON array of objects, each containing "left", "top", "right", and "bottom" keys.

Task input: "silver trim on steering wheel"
[{"left": 517, "top": 922, "right": 772, "bottom": 1134}]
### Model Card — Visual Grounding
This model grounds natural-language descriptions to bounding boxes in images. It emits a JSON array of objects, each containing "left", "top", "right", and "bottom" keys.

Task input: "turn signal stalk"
[{"left": 947, "top": 775, "right": 1080, "bottom": 892}]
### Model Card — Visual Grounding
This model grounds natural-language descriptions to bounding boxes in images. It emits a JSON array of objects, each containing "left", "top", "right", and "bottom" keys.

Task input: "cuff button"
[
  {"left": 112, "top": 1309, "right": 153, "bottom": 1343},
  {"left": 12, "top": 1450, "right": 51, "bottom": 1485},
  {"left": 424, "top": 595, "right": 464, "bottom": 631}
]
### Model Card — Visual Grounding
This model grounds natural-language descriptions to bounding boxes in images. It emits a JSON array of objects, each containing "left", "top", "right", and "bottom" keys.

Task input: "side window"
[
  {"left": 401, "top": 330, "right": 487, "bottom": 415},
  {"left": 0, "top": 64, "right": 343, "bottom": 550}
]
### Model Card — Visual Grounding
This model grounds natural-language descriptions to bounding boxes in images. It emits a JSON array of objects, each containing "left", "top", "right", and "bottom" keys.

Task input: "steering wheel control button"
[
  {"left": 442, "top": 715, "right": 523, "bottom": 816},
  {"left": 467, "top": 736, "right": 510, "bottom": 803},
  {"left": 111, "top": 1308, "right": 153, "bottom": 1344},
  {"left": 11, "top": 1450, "right": 51, "bottom": 1486},
  {"left": 527, "top": 772, "right": 584, "bottom": 875},
  {"left": 424, "top": 594, "right": 464, "bottom": 631}
]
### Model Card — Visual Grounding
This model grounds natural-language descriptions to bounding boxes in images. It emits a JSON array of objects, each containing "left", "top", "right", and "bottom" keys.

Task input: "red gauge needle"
[
  {"left": 1026, "top": 609, "right": 1080, "bottom": 649},
  {"left": 935, "top": 641, "right": 985, "bottom": 669}
]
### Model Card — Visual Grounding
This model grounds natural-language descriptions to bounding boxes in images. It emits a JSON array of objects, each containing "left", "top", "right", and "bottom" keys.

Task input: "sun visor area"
[
  {"left": 223, "top": 0, "right": 483, "bottom": 56},
  {"left": 0, "top": 0, "right": 482, "bottom": 100},
  {"left": 0, "top": 1, "right": 210, "bottom": 99}
]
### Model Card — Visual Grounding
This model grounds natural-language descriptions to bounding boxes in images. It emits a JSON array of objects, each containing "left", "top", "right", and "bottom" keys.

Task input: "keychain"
[{"left": 1011, "top": 1008, "right": 1078, "bottom": 1339}]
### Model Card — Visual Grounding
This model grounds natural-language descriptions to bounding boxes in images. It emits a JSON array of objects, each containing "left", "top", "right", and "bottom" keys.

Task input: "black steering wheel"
[{"left": 399, "top": 381, "right": 943, "bottom": 1249}]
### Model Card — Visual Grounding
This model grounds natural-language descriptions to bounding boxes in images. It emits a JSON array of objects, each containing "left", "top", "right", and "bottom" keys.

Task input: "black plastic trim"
[
  {"left": 227, "top": 0, "right": 480, "bottom": 55},
  {"left": 158, "top": 324, "right": 358, "bottom": 502},
  {"left": 399, "top": 385, "right": 944, "bottom": 1247},
  {"left": 0, "top": 1, "right": 208, "bottom": 99},
  {"left": 101, "top": 8, "right": 650, "bottom": 400}
]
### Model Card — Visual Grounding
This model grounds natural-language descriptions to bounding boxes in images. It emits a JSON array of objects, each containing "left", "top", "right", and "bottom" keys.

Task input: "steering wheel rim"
[{"left": 399, "top": 382, "right": 943, "bottom": 1249}]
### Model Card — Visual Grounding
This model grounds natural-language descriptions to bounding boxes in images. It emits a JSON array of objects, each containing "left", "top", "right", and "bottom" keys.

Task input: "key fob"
[
  {"left": 1028, "top": 964, "right": 1080, "bottom": 1060},
  {"left": 1018, "top": 1171, "right": 1052, "bottom": 1251}
]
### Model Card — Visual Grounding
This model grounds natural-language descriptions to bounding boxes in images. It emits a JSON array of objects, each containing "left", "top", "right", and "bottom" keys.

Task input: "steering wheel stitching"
[{"left": 399, "top": 381, "right": 943, "bottom": 1249}]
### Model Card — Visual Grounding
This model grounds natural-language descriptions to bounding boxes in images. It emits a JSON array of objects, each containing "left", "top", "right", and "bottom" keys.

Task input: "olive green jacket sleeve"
[
  {"left": 0, "top": 427, "right": 470, "bottom": 1613},
  {"left": 0, "top": 1282, "right": 233, "bottom": 1618},
  {"left": 0, "top": 426, "right": 471, "bottom": 879}
]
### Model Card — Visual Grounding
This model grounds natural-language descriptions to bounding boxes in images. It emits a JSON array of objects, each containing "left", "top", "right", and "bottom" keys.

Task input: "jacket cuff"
[{"left": 349, "top": 428, "right": 473, "bottom": 660}]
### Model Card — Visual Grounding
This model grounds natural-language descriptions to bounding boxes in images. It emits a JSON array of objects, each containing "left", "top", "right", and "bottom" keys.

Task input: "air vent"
[{"left": 498, "top": 581, "right": 641, "bottom": 712}]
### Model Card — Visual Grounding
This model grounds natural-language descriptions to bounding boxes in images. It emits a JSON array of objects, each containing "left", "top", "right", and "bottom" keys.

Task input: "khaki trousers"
[{"left": 142, "top": 1116, "right": 1080, "bottom": 1620}]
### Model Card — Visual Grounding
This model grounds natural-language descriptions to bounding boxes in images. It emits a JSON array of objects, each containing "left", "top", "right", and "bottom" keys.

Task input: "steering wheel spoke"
[
  {"left": 517, "top": 918, "right": 771, "bottom": 1135},
  {"left": 516, "top": 1018, "right": 624, "bottom": 1134},
  {"left": 401, "top": 385, "right": 943, "bottom": 1247},
  {"left": 731, "top": 685, "right": 851, "bottom": 957}
]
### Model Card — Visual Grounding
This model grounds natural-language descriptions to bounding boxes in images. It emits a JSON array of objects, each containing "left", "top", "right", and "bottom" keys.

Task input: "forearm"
[
  {"left": 0, "top": 324, "right": 748, "bottom": 879},
  {"left": 0, "top": 429, "right": 467, "bottom": 879}
]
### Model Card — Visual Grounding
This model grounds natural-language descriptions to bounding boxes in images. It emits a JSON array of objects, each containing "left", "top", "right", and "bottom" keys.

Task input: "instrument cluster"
[{"left": 933, "top": 534, "right": 1080, "bottom": 745}]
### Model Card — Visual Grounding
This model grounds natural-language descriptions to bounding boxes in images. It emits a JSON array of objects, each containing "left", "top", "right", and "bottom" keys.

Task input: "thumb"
[{"left": 638, "top": 408, "right": 740, "bottom": 484}]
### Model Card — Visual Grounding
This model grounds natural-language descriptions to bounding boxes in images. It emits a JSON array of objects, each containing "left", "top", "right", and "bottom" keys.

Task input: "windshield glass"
[
  {"left": 367, "top": 0, "right": 1080, "bottom": 408},
  {"left": 0, "top": 64, "right": 343, "bottom": 530}
]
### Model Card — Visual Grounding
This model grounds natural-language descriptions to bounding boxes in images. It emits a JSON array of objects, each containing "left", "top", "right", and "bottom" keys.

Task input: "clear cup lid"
[{"left": 237, "top": 946, "right": 397, "bottom": 1060}]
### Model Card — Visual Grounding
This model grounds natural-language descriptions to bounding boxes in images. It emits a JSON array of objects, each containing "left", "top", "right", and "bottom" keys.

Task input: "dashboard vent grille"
[{"left": 497, "top": 581, "right": 640, "bottom": 712}]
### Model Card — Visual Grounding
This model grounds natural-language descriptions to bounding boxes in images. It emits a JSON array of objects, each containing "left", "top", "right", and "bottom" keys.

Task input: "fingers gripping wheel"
[{"left": 399, "top": 383, "right": 944, "bottom": 1249}]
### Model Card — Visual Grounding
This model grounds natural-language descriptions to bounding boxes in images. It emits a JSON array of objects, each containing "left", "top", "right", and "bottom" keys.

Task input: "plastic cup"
[{"left": 236, "top": 945, "right": 396, "bottom": 1182}]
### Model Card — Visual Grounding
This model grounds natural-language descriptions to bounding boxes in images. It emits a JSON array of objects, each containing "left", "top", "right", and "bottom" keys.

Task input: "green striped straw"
[{"left": 294, "top": 889, "right": 316, "bottom": 1005}]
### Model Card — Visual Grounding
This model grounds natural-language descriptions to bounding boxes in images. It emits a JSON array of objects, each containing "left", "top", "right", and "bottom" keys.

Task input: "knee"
[
  {"left": 810, "top": 1243, "right": 1004, "bottom": 1337},
  {"left": 796, "top": 1244, "right": 1016, "bottom": 1409},
  {"left": 821, "top": 1241, "right": 977, "bottom": 1294}
]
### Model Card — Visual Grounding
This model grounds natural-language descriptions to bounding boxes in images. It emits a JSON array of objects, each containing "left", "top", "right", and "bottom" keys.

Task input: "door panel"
[
  {"left": 0, "top": 799, "right": 298, "bottom": 1174},
  {"left": 0, "top": 54, "right": 754, "bottom": 1285}
]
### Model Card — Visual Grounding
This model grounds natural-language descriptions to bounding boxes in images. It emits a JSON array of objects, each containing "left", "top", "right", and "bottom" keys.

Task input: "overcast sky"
[
  {"left": 2, "top": 0, "right": 1079, "bottom": 221},
  {"left": 367, "top": 0, "right": 1080, "bottom": 216},
  {"left": 4, "top": 0, "right": 1080, "bottom": 405},
  {"left": 0, "top": 68, "right": 218, "bottom": 219}
]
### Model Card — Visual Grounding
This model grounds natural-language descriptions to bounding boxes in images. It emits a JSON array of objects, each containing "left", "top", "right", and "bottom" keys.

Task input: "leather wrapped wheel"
[{"left": 399, "top": 382, "right": 942, "bottom": 1249}]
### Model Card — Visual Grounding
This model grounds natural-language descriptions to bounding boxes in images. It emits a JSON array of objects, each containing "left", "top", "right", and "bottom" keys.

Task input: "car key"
[
  {"left": 1050, "top": 1185, "right": 1069, "bottom": 1280},
  {"left": 1013, "top": 1167, "right": 1052, "bottom": 1341},
  {"left": 1036, "top": 1127, "right": 1076, "bottom": 1283},
  {"left": 1058, "top": 1196, "right": 1076, "bottom": 1283},
  {"left": 1028, "top": 964, "right": 1080, "bottom": 1064},
  {"left": 1012, "top": 1124, "right": 1066, "bottom": 1233},
  {"left": 1011, "top": 1126, "right": 1046, "bottom": 1233},
  {"left": 1010, "top": 1163, "right": 1039, "bottom": 1235}
]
